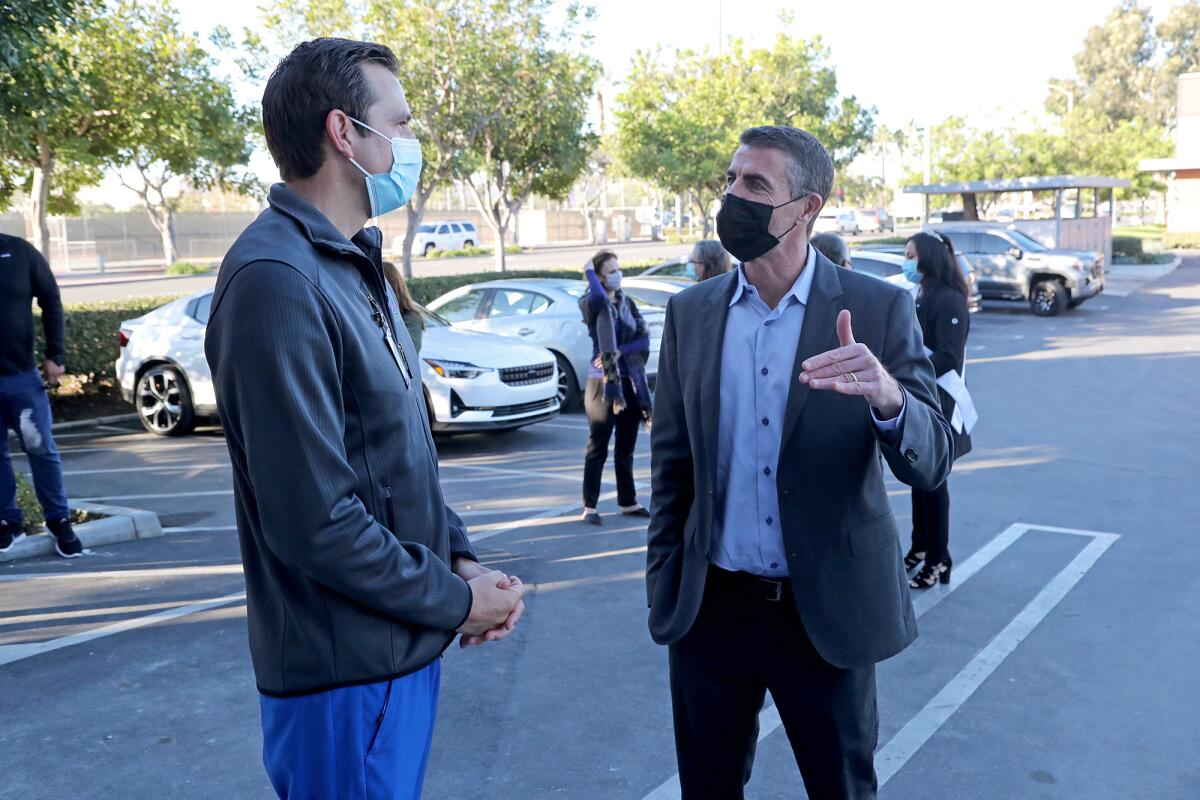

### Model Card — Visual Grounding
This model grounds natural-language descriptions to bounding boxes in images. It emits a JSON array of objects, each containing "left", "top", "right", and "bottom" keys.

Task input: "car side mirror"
[{"left": 1007, "top": 248, "right": 1023, "bottom": 260}]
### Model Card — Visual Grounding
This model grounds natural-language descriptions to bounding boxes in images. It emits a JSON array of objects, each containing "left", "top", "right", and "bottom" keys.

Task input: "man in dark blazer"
[{"left": 646, "top": 126, "right": 953, "bottom": 799}]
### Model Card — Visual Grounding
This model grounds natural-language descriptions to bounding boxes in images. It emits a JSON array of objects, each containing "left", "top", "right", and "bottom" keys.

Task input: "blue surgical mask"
[
  {"left": 605, "top": 270, "right": 622, "bottom": 292},
  {"left": 346, "top": 116, "right": 422, "bottom": 217},
  {"left": 685, "top": 261, "right": 698, "bottom": 280},
  {"left": 902, "top": 258, "right": 921, "bottom": 283}
]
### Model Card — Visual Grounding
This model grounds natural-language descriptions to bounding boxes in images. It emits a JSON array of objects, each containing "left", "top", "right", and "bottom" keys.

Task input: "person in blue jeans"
[{"left": 0, "top": 232, "right": 82, "bottom": 557}]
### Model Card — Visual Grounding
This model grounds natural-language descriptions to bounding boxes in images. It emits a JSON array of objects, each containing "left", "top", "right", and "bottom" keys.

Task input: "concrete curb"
[
  {"left": 51, "top": 413, "right": 139, "bottom": 432},
  {"left": 0, "top": 502, "right": 163, "bottom": 563}
]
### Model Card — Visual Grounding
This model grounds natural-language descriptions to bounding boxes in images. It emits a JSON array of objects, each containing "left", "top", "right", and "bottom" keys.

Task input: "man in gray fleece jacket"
[{"left": 205, "top": 38, "right": 525, "bottom": 799}]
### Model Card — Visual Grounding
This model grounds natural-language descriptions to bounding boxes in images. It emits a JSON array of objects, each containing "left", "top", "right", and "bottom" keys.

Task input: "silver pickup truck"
[{"left": 932, "top": 223, "right": 1105, "bottom": 316}]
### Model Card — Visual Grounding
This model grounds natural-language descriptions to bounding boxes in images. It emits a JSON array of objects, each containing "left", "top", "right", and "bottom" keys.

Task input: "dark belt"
[{"left": 707, "top": 565, "right": 789, "bottom": 602}]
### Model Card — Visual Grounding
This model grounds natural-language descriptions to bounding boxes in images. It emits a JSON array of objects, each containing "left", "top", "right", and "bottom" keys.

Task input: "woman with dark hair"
[
  {"left": 579, "top": 250, "right": 653, "bottom": 525},
  {"left": 382, "top": 260, "right": 425, "bottom": 352},
  {"left": 686, "top": 239, "right": 732, "bottom": 281},
  {"left": 903, "top": 231, "right": 973, "bottom": 588}
]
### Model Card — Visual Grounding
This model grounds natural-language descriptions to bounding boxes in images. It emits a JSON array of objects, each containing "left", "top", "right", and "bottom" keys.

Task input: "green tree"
[
  {"left": 103, "top": 1, "right": 258, "bottom": 265},
  {"left": 615, "top": 33, "right": 873, "bottom": 235},
  {"left": 0, "top": 0, "right": 95, "bottom": 71},
  {"left": 263, "top": 0, "right": 591, "bottom": 275},
  {"left": 1047, "top": 1, "right": 1200, "bottom": 130},
  {"left": 464, "top": 36, "right": 599, "bottom": 271}
]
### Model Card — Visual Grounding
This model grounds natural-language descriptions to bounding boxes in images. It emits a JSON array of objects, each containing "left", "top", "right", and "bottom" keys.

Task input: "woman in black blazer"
[{"left": 904, "top": 231, "right": 973, "bottom": 588}]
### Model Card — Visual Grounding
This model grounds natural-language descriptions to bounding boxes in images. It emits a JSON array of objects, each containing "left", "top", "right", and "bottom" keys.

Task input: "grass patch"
[
  {"left": 1163, "top": 232, "right": 1200, "bottom": 250},
  {"left": 1114, "top": 225, "right": 1165, "bottom": 241},
  {"left": 165, "top": 260, "right": 214, "bottom": 275}
]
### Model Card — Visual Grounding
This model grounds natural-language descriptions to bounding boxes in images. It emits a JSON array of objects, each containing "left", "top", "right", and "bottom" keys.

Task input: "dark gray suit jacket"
[{"left": 646, "top": 252, "right": 953, "bottom": 669}]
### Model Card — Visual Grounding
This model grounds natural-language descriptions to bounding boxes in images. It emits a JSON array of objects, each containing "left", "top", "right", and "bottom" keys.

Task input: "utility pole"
[{"left": 1048, "top": 81, "right": 1074, "bottom": 114}]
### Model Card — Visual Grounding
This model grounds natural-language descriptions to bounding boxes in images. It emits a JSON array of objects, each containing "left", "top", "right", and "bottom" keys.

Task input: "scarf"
[{"left": 595, "top": 290, "right": 652, "bottom": 419}]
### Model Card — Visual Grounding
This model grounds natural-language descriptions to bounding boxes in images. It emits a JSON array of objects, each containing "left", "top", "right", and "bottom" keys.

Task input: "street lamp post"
[{"left": 1048, "top": 82, "right": 1074, "bottom": 114}]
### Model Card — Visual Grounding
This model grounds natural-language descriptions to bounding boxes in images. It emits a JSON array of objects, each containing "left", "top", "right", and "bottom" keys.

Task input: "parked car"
[
  {"left": 813, "top": 209, "right": 841, "bottom": 234},
  {"left": 116, "top": 291, "right": 559, "bottom": 436},
  {"left": 639, "top": 253, "right": 692, "bottom": 279},
  {"left": 426, "top": 278, "right": 666, "bottom": 410},
  {"left": 620, "top": 275, "right": 693, "bottom": 308},
  {"left": 836, "top": 209, "right": 860, "bottom": 235},
  {"left": 391, "top": 219, "right": 479, "bottom": 257},
  {"left": 931, "top": 223, "right": 1105, "bottom": 316},
  {"left": 855, "top": 208, "right": 894, "bottom": 233},
  {"left": 849, "top": 249, "right": 982, "bottom": 313}
]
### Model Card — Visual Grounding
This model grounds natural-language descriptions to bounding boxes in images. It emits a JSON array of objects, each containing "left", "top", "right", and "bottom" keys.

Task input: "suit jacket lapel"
[
  {"left": 699, "top": 272, "right": 739, "bottom": 488},
  {"left": 781, "top": 255, "right": 845, "bottom": 447}
]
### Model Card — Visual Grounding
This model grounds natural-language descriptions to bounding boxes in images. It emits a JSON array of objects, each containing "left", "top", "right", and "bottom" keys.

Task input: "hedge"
[
  {"left": 1112, "top": 236, "right": 1144, "bottom": 259},
  {"left": 29, "top": 256, "right": 669, "bottom": 393},
  {"left": 1164, "top": 232, "right": 1200, "bottom": 250},
  {"left": 424, "top": 245, "right": 522, "bottom": 259},
  {"left": 35, "top": 295, "right": 186, "bottom": 390}
]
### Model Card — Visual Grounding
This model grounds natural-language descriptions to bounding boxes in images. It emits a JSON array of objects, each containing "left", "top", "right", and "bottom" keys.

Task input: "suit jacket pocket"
[{"left": 847, "top": 512, "right": 897, "bottom": 558}]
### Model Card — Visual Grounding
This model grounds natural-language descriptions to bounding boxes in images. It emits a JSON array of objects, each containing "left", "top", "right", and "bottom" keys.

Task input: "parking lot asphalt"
[{"left": 3, "top": 257, "right": 1199, "bottom": 799}]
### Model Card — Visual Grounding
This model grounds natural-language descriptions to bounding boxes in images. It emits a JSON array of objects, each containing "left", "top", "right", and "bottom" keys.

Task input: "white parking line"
[
  {"left": 0, "top": 592, "right": 246, "bottom": 667},
  {"left": 0, "top": 564, "right": 245, "bottom": 583},
  {"left": 76, "top": 490, "right": 233, "bottom": 503},
  {"left": 60, "top": 463, "right": 228, "bottom": 477},
  {"left": 639, "top": 522, "right": 1119, "bottom": 800},
  {"left": 9, "top": 440, "right": 228, "bottom": 458}
]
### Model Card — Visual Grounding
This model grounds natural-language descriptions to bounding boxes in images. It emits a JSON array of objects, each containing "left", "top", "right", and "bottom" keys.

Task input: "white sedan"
[
  {"left": 426, "top": 278, "right": 665, "bottom": 409},
  {"left": 115, "top": 291, "right": 560, "bottom": 436}
]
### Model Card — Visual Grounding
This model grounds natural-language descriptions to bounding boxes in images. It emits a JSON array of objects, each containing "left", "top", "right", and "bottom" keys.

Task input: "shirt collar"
[{"left": 729, "top": 245, "right": 818, "bottom": 309}]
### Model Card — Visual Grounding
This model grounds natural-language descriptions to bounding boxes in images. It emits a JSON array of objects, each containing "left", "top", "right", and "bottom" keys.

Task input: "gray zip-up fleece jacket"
[{"left": 205, "top": 184, "right": 475, "bottom": 697}]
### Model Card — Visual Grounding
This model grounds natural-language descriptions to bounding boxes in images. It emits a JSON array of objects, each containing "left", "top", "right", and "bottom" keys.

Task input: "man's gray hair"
[
  {"left": 738, "top": 126, "right": 835, "bottom": 205},
  {"left": 810, "top": 232, "right": 851, "bottom": 267}
]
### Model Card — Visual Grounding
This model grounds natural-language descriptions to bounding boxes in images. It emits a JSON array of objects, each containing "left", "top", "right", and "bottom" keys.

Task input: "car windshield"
[
  {"left": 417, "top": 224, "right": 437, "bottom": 233},
  {"left": 419, "top": 306, "right": 450, "bottom": 327},
  {"left": 1005, "top": 229, "right": 1048, "bottom": 252},
  {"left": 560, "top": 285, "right": 585, "bottom": 298}
]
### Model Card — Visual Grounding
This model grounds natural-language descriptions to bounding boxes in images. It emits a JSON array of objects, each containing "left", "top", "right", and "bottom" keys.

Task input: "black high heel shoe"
[
  {"left": 903, "top": 549, "right": 926, "bottom": 570},
  {"left": 909, "top": 561, "right": 951, "bottom": 589}
]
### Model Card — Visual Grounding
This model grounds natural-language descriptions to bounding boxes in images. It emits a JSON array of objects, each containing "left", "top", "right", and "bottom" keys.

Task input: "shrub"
[
  {"left": 15, "top": 473, "right": 43, "bottom": 533},
  {"left": 1163, "top": 232, "right": 1200, "bottom": 250},
  {"left": 35, "top": 295, "right": 186, "bottom": 389},
  {"left": 1112, "top": 236, "right": 1144, "bottom": 259},
  {"left": 165, "top": 261, "right": 213, "bottom": 275},
  {"left": 424, "top": 245, "right": 522, "bottom": 259}
]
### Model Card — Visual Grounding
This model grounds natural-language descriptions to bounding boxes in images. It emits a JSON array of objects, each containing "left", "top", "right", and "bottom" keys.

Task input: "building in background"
[{"left": 1140, "top": 73, "right": 1200, "bottom": 237}]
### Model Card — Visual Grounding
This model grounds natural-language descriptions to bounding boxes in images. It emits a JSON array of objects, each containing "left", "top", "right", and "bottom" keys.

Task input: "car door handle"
[{"left": 516, "top": 328, "right": 534, "bottom": 336}]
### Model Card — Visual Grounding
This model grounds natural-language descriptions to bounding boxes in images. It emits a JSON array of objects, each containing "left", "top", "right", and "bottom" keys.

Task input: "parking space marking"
[
  {"left": 77, "top": 489, "right": 234, "bottom": 503},
  {"left": 469, "top": 483, "right": 651, "bottom": 542},
  {"left": 640, "top": 522, "right": 1120, "bottom": 800},
  {"left": 10, "top": 440, "right": 229, "bottom": 458},
  {"left": 0, "top": 564, "right": 245, "bottom": 583},
  {"left": 0, "top": 592, "right": 246, "bottom": 667},
  {"left": 59, "top": 463, "right": 229, "bottom": 477}
]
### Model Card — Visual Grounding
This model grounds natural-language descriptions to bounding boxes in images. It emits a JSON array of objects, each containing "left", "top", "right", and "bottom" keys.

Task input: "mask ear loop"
[{"left": 771, "top": 193, "right": 816, "bottom": 243}]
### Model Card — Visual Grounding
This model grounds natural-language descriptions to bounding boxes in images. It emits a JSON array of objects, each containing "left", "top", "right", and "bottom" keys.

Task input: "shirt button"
[
  {"left": 763, "top": 467, "right": 771, "bottom": 475},
  {"left": 761, "top": 367, "right": 769, "bottom": 376},
  {"left": 764, "top": 320, "right": 773, "bottom": 327},
  {"left": 770, "top": 562, "right": 779, "bottom": 569},
  {"left": 761, "top": 417, "right": 769, "bottom": 426},
  {"left": 766, "top": 517, "right": 774, "bottom": 525}
]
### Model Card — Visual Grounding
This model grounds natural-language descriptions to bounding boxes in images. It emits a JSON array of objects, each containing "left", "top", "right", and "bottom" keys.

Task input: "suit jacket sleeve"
[
  {"left": 210, "top": 261, "right": 472, "bottom": 632},
  {"left": 646, "top": 298, "right": 693, "bottom": 606},
  {"left": 445, "top": 505, "right": 476, "bottom": 562},
  {"left": 875, "top": 288, "right": 954, "bottom": 492}
]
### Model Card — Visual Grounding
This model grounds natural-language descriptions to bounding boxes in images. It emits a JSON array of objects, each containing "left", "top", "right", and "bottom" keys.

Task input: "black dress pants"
[
  {"left": 910, "top": 482, "right": 951, "bottom": 564},
  {"left": 668, "top": 567, "right": 879, "bottom": 799},
  {"left": 582, "top": 377, "right": 640, "bottom": 509}
]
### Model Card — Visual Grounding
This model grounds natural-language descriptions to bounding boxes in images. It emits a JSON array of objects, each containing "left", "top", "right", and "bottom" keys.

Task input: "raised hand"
[{"left": 798, "top": 310, "right": 904, "bottom": 419}]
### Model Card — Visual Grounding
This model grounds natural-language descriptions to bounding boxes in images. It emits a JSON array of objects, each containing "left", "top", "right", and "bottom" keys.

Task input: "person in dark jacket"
[
  {"left": 903, "top": 231, "right": 974, "bottom": 588},
  {"left": 383, "top": 259, "right": 425, "bottom": 352},
  {"left": 579, "top": 250, "right": 653, "bottom": 525},
  {"left": 204, "top": 38, "right": 524, "bottom": 799},
  {"left": 0, "top": 233, "right": 82, "bottom": 558}
]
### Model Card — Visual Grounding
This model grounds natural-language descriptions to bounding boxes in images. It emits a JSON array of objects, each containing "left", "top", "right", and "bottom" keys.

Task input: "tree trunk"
[
  {"left": 582, "top": 207, "right": 595, "bottom": 243},
  {"left": 159, "top": 210, "right": 178, "bottom": 265},
  {"left": 493, "top": 221, "right": 508, "bottom": 272},
  {"left": 402, "top": 190, "right": 433, "bottom": 278},
  {"left": 29, "top": 137, "right": 54, "bottom": 258},
  {"left": 962, "top": 192, "right": 979, "bottom": 221}
]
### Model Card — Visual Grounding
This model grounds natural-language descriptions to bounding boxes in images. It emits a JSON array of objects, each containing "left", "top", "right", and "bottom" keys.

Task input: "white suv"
[{"left": 392, "top": 220, "right": 479, "bottom": 257}]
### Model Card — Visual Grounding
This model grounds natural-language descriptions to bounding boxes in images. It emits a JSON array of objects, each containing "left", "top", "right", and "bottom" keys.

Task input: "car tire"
[
  {"left": 554, "top": 353, "right": 581, "bottom": 411},
  {"left": 135, "top": 364, "right": 196, "bottom": 436},
  {"left": 423, "top": 243, "right": 436, "bottom": 256},
  {"left": 463, "top": 240, "right": 474, "bottom": 248},
  {"left": 1030, "top": 279, "right": 1067, "bottom": 317}
]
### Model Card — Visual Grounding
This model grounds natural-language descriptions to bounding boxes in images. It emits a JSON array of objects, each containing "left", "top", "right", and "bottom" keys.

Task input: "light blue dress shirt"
[{"left": 711, "top": 247, "right": 903, "bottom": 578}]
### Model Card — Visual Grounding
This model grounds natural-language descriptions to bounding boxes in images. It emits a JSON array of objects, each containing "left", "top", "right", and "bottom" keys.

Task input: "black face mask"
[{"left": 716, "top": 192, "right": 809, "bottom": 263}]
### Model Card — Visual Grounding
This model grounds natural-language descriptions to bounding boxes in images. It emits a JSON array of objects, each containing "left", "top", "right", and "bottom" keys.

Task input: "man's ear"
[{"left": 325, "top": 109, "right": 357, "bottom": 161}]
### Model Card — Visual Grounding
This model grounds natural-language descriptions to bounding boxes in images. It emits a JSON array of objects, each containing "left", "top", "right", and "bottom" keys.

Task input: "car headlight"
[{"left": 423, "top": 358, "right": 492, "bottom": 379}]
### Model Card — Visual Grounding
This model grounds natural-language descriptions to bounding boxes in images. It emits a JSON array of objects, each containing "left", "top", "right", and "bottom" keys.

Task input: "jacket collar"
[{"left": 267, "top": 182, "right": 383, "bottom": 264}]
